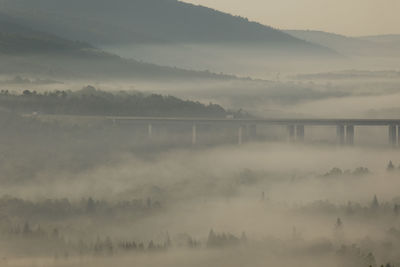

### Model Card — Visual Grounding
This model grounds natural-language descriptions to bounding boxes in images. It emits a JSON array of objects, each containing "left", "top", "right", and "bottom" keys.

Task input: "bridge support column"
[
  {"left": 287, "top": 125, "right": 295, "bottom": 142},
  {"left": 336, "top": 125, "right": 345, "bottom": 145},
  {"left": 398, "top": 125, "right": 400, "bottom": 147},
  {"left": 238, "top": 125, "right": 243, "bottom": 145},
  {"left": 192, "top": 124, "right": 197, "bottom": 145},
  {"left": 389, "top": 124, "right": 397, "bottom": 147},
  {"left": 148, "top": 123, "right": 153, "bottom": 138},
  {"left": 346, "top": 125, "right": 354, "bottom": 145},
  {"left": 296, "top": 125, "right": 305, "bottom": 142},
  {"left": 249, "top": 124, "right": 257, "bottom": 141},
  {"left": 243, "top": 125, "right": 249, "bottom": 143}
]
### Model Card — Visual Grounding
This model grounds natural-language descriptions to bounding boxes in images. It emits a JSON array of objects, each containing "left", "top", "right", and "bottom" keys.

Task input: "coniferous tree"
[
  {"left": 207, "top": 229, "right": 217, "bottom": 247},
  {"left": 394, "top": 204, "right": 400, "bottom": 216},
  {"left": 240, "top": 232, "right": 247, "bottom": 243},
  {"left": 387, "top": 161, "right": 395, "bottom": 171},
  {"left": 371, "top": 195, "right": 379, "bottom": 210},
  {"left": 165, "top": 231, "right": 172, "bottom": 248},
  {"left": 148, "top": 240, "right": 155, "bottom": 251},
  {"left": 23, "top": 221, "right": 31, "bottom": 236},
  {"left": 86, "top": 197, "right": 95, "bottom": 213}
]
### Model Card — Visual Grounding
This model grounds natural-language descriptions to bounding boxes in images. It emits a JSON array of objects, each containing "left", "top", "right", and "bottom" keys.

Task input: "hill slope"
[
  {"left": 286, "top": 30, "right": 400, "bottom": 58},
  {"left": 0, "top": 14, "right": 94, "bottom": 54},
  {"left": 0, "top": 0, "right": 333, "bottom": 55},
  {"left": 0, "top": 17, "right": 237, "bottom": 80},
  {"left": 359, "top": 34, "right": 400, "bottom": 48}
]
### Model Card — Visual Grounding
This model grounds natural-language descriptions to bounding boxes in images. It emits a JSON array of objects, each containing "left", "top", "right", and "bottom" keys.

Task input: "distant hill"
[
  {"left": 285, "top": 30, "right": 400, "bottom": 58},
  {"left": 0, "top": 15, "right": 93, "bottom": 54},
  {"left": 0, "top": 16, "right": 237, "bottom": 80},
  {"left": 359, "top": 34, "right": 400, "bottom": 46},
  {"left": 293, "top": 70, "right": 400, "bottom": 80},
  {"left": 0, "top": 0, "right": 334, "bottom": 55}
]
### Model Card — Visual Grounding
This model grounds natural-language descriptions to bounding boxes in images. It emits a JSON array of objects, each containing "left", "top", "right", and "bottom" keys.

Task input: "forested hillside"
[
  {"left": 0, "top": 86, "right": 230, "bottom": 117},
  {"left": 286, "top": 30, "right": 400, "bottom": 57},
  {"left": 0, "top": 0, "right": 333, "bottom": 55},
  {"left": 0, "top": 16, "right": 237, "bottom": 80}
]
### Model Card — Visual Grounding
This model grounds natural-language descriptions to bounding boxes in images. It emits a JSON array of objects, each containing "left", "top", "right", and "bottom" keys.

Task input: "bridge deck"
[
  {"left": 112, "top": 117, "right": 400, "bottom": 126},
  {"left": 28, "top": 114, "right": 400, "bottom": 126}
]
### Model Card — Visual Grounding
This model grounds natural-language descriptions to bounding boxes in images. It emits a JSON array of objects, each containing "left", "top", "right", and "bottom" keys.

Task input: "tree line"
[
  {"left": 0, "top": 86, "right": 239, "bottom": 117},
  {"left": 0, "top": 196, "right": 162, "bottom": 221}
]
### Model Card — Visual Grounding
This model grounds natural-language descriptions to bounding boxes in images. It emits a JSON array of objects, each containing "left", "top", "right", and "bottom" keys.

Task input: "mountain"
[
  {"left": 0, "top": 0, "right": 334, "bottom": 54},
  {"left": 0, "top": 16, "right": 237, "bottom": 80},
  {"left": 0, "top": 14, "right": 94, "bottom": 54},
  {"left": 360, "top": 34, "right": 400, "bottom": 43},
  {"left": 359, "top": 34, "right": 400, "bottom": 46},
  {"left": 285, "top": 30, "right": 400, "bottom": 58}
]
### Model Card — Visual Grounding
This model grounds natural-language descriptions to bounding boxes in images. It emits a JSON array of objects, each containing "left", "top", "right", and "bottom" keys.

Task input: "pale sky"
[{"left": 182, "top": 0, "right": 400, "bottom": 36}]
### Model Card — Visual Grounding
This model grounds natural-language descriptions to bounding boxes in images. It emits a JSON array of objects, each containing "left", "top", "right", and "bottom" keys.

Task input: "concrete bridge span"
[
  {"left": 30, "top": 114, "right": 400, "bottom": 147},
  {"left": 110, "top": 117, "right": 400, "bottom": 147}
]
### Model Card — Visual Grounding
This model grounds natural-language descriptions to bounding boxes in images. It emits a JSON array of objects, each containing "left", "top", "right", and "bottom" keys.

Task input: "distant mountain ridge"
[
  {"left": 0, "top": 0, "right": 334, "bottom": 55},
  {"left": 0, "top": 16, "right": 239, "bottom": 80},
  {"left": 285, "top": 30, "right": 400, "bottom": 57},
  {"left": 359, "top": 34, "right": 400, "bottom": 46},
  {"left": 0, "top": 14, "right": 93, "bottom": 54}
]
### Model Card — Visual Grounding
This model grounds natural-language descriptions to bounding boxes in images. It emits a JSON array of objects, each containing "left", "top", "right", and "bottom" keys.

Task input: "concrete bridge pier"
[
  {"left": 296, "top": 125, "right": 305, "bottom": 142},
  {"left": 346, "top": 125, "right": 355, "bottom": 145},
  {"left": 398, "top": 126, "right": 400, "bottom": 147},
  {"left": 243, "top": 125, "right": 249, "bottom": 143},
  {"left": 389, "top": 124, "right": 398, "bottom": 147},
  {"left": 243, "top": 124, "right": 256, "bottom": 142},
  {"left": 148, "top": 123, "right": 153, "bottom": 138},
  {"left": 336, "top": 125, "right": 345, "bottom": 145},
  {"left": 238, "top": 125, "right": 243, "bottom": 145},
  {"left": 249, "top": 124, "right": 257, "bottom": 141},
  {"left": 192, "top": 124, "right": 197, "bottom": 145},
  {"left": 287, "top": 125, "right": 295, "bottom": 142}
]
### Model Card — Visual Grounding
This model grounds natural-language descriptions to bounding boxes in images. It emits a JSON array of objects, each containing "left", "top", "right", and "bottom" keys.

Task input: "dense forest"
[{"left": 0, "top": 86, "right": 231, "bottom": 117}]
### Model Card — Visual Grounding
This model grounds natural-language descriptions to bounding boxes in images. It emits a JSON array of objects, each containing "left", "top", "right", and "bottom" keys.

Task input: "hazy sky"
[{"left": 182, "top": 0, "right": 400, "bottom": 36}]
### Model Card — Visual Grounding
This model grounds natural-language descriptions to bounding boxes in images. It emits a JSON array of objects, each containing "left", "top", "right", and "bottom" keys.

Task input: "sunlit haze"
[
  {"left": 182, "top": 0, "right": 400, "bottom": 36},
  {"left": 0, "top": 0, "right": 400, "bottom": 266}
]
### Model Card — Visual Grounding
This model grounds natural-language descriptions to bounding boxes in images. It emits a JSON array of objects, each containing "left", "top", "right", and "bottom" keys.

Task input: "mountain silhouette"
[
  {"left": 0, "top": 16, "right": 238, "bottom": 80},
  {"left": 286, "top": 30, "right": 400, "bottom": 58},
  {"left": 0, "top": 0, "right": 334, "bottom": 55}
]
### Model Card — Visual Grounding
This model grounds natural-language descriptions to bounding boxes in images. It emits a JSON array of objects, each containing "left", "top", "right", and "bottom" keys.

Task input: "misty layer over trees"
[
  {"left": 0, "top": 0, "right": 399, "bottom": 267},
  {"left": 2, "top": 116, "right": 400, "bottom": 267},
  {"left": 2, "top": 94, "right": 400, "bottom": 267},
  {"left": 0, "top": 86, "right": 229, "bottom": 117}
]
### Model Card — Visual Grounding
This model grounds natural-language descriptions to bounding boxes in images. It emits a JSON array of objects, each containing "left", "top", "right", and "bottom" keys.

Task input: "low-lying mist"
[
  {"left": 1, "top": 1, "right": 400, "bottom": 266},
  {"left": 1, "top": 118, "right": 400, "bottom": 266},
  {"left": 1, "top": 62, "right": 400, "bottom": 267}
]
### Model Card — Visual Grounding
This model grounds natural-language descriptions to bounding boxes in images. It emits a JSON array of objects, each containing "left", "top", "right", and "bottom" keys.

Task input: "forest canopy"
[{"left": 0, "top": 86, "right": 233, "bottom": 117}]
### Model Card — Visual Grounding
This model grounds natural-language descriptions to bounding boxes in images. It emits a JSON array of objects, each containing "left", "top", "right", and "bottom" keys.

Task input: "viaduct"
[{"left": 109, "top": 117, "right": 400, "bottom": 146}]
